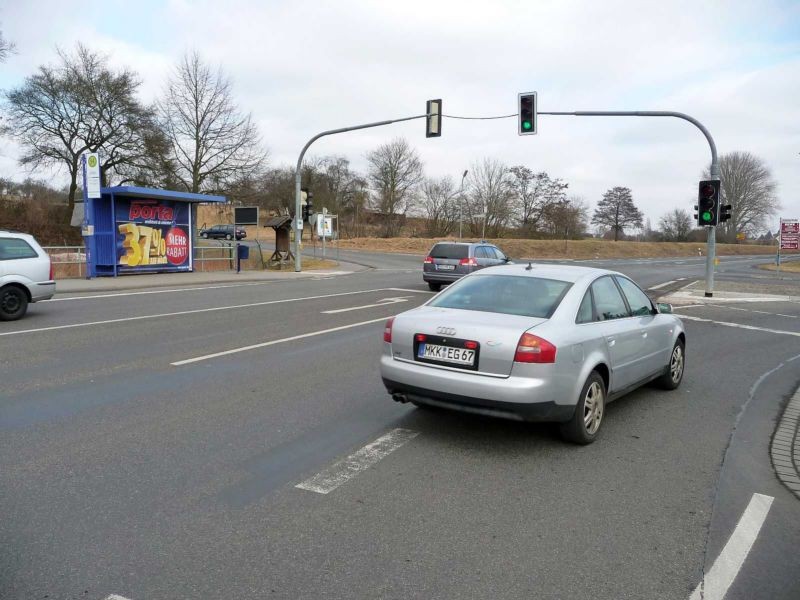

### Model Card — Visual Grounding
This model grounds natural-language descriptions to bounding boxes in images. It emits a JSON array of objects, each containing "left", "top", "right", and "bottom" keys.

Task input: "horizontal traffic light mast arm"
[
  {"left": 293, "top": 113, "right": 430, "bottom": 272},
  {"left": 538, "top": 110, "right": 718, "bottom": 177}
]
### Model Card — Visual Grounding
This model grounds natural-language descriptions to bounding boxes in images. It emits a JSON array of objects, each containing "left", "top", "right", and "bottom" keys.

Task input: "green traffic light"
[
  {"left": 702, "top": 211, "right": 712, "bottom": 222},
  {"left": 522, "top": 121, "right": 532, "bottom": 130}
]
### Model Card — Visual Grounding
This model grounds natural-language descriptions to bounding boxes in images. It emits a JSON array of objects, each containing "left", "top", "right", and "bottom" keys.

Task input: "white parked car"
[{"left": 0, "top": 231, "right": 55, "bottom": 320}]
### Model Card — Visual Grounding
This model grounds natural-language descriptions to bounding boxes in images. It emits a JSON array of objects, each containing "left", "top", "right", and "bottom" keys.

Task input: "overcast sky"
[{"left": 1, "top": 0, "right": 798, "bottom": 230}]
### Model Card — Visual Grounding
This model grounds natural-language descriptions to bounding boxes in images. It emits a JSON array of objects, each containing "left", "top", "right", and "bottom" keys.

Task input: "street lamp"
[{"left": 458, "top": 169, "right": 468, "bottom": 240}]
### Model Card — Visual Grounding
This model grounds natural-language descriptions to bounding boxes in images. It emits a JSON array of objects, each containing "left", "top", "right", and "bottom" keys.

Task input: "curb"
[{"left": 770, "top": 386, "right": 800, "bottom": 500}]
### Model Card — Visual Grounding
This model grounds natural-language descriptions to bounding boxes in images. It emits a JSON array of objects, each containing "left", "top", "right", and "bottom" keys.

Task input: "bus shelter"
[{"left": 81, "top": 186, "right": 226, "bottom": 278}]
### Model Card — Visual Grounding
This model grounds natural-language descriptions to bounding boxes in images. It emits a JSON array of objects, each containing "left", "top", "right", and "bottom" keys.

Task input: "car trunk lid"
[{"left": 391, "top": 306, "right": 546, "bottom": 377}]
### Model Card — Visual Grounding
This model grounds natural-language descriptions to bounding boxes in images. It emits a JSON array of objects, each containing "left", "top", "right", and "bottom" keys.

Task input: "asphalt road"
[{"left": 2, "top": 251, "right": 799, "bottom": 600}]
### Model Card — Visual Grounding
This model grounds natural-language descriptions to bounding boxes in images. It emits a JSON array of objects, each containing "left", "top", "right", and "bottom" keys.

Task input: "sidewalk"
[
  {"left": 664, "top": 280, "right": 800, "bottom": 305},
  {"left": 54, "top": 262, "right": 368, "bottom": 294}
]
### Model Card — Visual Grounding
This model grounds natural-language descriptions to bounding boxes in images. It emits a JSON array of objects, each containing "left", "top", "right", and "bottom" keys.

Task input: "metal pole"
[
  {"left": 539, "top": 110, "right": 719, "bottom": 296},
  {"left": 458, "top": 169, "right": 468, "bottom": 240},
  {"left": 294, "top": 113, "right": 428, "bottom": 271}
]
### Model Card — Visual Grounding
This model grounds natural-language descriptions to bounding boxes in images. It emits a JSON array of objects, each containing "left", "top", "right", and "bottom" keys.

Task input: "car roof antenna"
[{"left": 526, "top": 261, "right": 533, "bottom": 271}]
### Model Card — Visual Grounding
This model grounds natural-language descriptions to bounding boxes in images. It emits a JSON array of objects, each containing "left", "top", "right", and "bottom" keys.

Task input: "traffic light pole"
[
  {"left": 539, "top": 110, "right": 720, "bottom": 296},
  {"left": 293, "top": 114, "right": 429, "bottom": 271}
]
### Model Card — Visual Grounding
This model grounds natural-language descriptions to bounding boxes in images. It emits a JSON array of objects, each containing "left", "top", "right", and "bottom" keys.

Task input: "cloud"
[{"left": 1, "top": 0, "right": 798, "bottom": 227}]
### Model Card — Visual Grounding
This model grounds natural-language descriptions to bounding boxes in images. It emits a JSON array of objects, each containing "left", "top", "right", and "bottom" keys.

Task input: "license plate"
[
  {"left": 436, "top": 264, "right": 455, "bottom": 271},
  {"left": 417, "top": 343, "right": 475, "bottom": 366}
]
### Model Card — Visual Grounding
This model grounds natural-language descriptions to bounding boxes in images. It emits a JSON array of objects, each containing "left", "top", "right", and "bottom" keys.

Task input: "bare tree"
[
  {"left": 467, "top": 158, "right": 513, "bottom": 238},
  {"left": 659, "top": 208, "right": 693, "bottom": 241},
  {"left": 592, "top": 186, "right": 643, "bottom": 241},
  {"left": 366, "top": 137, "right": 423, "bottom": 237},
  {"left": 543, "top": 196, "right": 589, "bottom": 239},
  {"left": 508, "top": 166, "right": 569, "bottom": 234},
  {"left": 421, "top": 176, "right": 458, "bottom": 236},
  {"left": 158, "top": 51, "right": 265, "bottom": 194},
  {"left": 703, "top": 151, "right": 779, "bottom": 242},
  {"left": 0, "top": 27, "right": 15, "bottom": 63},
  {"left": 2, "top": 44, "right": 159, "bottom": 211}
]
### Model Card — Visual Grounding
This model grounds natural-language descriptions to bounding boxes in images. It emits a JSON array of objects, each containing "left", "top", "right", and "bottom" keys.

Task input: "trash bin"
[{"left": 237, "top": 245, "right": 250, "bottom": 260}]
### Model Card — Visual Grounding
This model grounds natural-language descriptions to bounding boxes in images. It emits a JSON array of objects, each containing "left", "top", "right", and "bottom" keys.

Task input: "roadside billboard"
[{"left": 116, "top": 197, "right": 192, "bottom": 272}]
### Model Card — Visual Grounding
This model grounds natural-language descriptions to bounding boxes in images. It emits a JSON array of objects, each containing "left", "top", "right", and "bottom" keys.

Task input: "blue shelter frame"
[{"left": 82, "top": 186, "right": 226, "bottom": 278}]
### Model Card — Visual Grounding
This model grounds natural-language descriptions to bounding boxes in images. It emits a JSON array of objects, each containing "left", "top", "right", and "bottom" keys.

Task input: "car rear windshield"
[
  {"left": 428, "top": 274, "right": 572, "bottom": 318},
  {"left": 429, "top": 243, "right": 469, "bottom": 259}
]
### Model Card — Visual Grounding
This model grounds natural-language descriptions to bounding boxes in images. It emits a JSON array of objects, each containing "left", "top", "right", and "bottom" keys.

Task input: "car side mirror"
[
  {"left": 504, "top": 257, "right": 511, "bottom": 263},
  {"left": 657, "top": 302, "right": 673, "bottom": 314}
]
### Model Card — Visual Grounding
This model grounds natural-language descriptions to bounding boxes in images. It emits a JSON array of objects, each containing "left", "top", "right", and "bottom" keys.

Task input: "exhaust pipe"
[{"left": 392, "top": 392, "right": 409, "bottom": 403}]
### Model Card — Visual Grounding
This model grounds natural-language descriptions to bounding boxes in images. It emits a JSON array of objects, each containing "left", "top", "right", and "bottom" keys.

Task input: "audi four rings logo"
[{"left": 436, "top": 327, "right": 456, "bottom": 336}]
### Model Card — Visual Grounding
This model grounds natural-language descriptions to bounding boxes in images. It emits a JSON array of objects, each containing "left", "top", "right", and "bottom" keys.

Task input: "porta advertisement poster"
[{"left": 115, "top": 198, "right": 192, "bottom": 272}]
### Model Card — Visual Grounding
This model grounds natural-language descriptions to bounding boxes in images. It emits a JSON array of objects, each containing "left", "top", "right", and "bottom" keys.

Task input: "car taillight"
[
  {"left": 49, "top": 259, "right": 54, "bottom": 280},
  {"left": 383, "top": 317, "right": 395, "bottom": 343},
  {"left": 423, "top": 256, "right": 434, "bottom": 264},
  {"left": 514, "top": 333, "right": 557, "bottom": 363},
  {"left": 415, "top": 333, "right": 426, "bottom": 342},
  {"left": 459, "top": 257, "right": 478, "bottom": 266}
]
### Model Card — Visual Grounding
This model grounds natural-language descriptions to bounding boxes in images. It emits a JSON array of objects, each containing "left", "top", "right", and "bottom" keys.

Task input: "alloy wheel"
[
  {"left": 583, "top": 381, "right": 604, "bottom": 435},
  {"left": 670, "top": 345, "right": 684, "bottom": 384}
]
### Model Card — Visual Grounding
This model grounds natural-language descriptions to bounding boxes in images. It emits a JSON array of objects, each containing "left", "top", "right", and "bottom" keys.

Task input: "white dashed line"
[
  {"left": 321, "top": 297, "right": 411, "bottom": 314},
  {"left": 46, "top": 281, "right": 272, "bottom": 301},
  {"left": 649, "top": 278, "right": 686, "bottom": 290},
  {"left": 296, "top": 428, "right": 419, "bottom": 494},
  {"left": 678, "top": 314, "right": 800, "bottom": 338},
  {"left": 707, "top": 304, "right": 800, "bottom": 319},
  {"left": 689, "top": 493, "right": 774, "bottom": 600},
  {"left": 0, "top": 288, "right": 405, "bottom": 337},
  {"left": 171, "top": 317, "right": 388, "bottom": 366},
  {"left": 105, "top": 595, "right": 132, "bottom": 600}
]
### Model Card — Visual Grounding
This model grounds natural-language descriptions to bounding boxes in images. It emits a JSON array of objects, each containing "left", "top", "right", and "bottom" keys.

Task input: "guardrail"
[
  {"left": 42, "top": 242, "right": 267, "bottom": 277},
  {"left": 43, "top": 245, "right": 86, "bottom": 278}
]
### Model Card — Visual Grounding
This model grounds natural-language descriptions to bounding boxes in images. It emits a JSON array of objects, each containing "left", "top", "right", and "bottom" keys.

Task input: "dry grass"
[
  {"left": 758, "top": 261, "right": 800, "bottom": 273},
  {"left": 265, "top": 258, "right": 338, "bottom": 271},
  {"left": 336, "top": 237, "right": 790, "bottom": 260}
]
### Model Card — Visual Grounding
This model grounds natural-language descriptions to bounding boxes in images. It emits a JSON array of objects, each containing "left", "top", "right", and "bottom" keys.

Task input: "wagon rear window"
[{"left": 0, "top": 238, "right": 38, "bottom": 260}]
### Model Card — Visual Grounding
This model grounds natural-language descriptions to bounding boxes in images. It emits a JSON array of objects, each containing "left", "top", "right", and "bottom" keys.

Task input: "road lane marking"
[
  {"left": 386, "top": 287, "right": 436, "bottom": 294},
  {"left": 46, "top": 282, "right": 273, "bottom": 301},
  {"left": 322, "top": 296, "right": 411, "bottom": 314},
  {"left": 171, "top": 317, "right": 389, "bottom": 366},
  {"left": 0, "top": 288, "right": 404, "bottom": 337},
  {"left": 649, "top": 278, "right": 686, "bottom": 290},
  {"left": 689, "top": 493, "right": 774, "bottom": 600},
  {"left": 295, "top": 428, "right": 419, "bottom": 494},
  {"left": 678, "top": 314, "right": 800, "bottom": 338},
  {"left": 708, "top": 304, "right": 800, "bottom": 319},
  {"left": 105, "top": 595, "right": 132, "bottom": 600}
]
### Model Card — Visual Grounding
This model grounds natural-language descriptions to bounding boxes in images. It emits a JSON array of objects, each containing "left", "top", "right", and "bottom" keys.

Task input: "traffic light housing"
[
  {"left": 697, "top": 179, "right": 720, "bottom": 226},
  {"left": 518, "top": 92, "right": 537, "bottom": 135},
  {"left": 426, "top": 99, "right": 442, "bottom": 138},
  {"left": 301, "top": 188, "right": 313, "bottom": 221},
  {"left": 719, "top": 203, "right": 732, "bottom": 223}
]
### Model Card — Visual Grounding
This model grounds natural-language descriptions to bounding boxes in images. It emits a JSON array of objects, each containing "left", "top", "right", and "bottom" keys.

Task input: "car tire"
[
  {"left": 226, "top": 234, "right": 233, "bottom": 240},
  {"left": 559, "top": 371, "right": 605, "bottom": 445},
  {"left": 201, "top": 232, "right": 208, "bottom": 239},
  {"left": 428, "top": 282, "right": 441, "bottom": 292},
  {"left": 656, "top": 339, "right": 685, "bottom": 390},
  {"left": 0, "top": 285, "right": 29, "bottom": 321}
]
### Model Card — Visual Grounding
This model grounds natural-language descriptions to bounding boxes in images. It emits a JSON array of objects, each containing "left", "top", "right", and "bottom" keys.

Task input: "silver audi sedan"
[{"left": 380, "top": 263, "right": 686, "bottom": 444}]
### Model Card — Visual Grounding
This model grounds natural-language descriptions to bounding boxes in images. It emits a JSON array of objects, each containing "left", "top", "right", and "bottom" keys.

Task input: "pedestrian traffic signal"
[
  {"left": 697, "top": 179, "right": 720, "bottom": 226},
  {"left": 518, "top": 92, "right": 537, "bottom": 135},
  {"left": 426, "top": 99, "right": 442, "bottom": 138},
  {"left": 719, "top": 203, "right": 732, "bottom": 223}
]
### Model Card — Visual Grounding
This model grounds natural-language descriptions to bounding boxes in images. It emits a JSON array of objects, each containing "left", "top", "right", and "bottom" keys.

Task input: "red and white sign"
[
  {"left": 165, "top": 227, "right": 189, "bottom": 265},
  {"left": 780, "top": 219, "right": 799, "bottom": 250}
]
